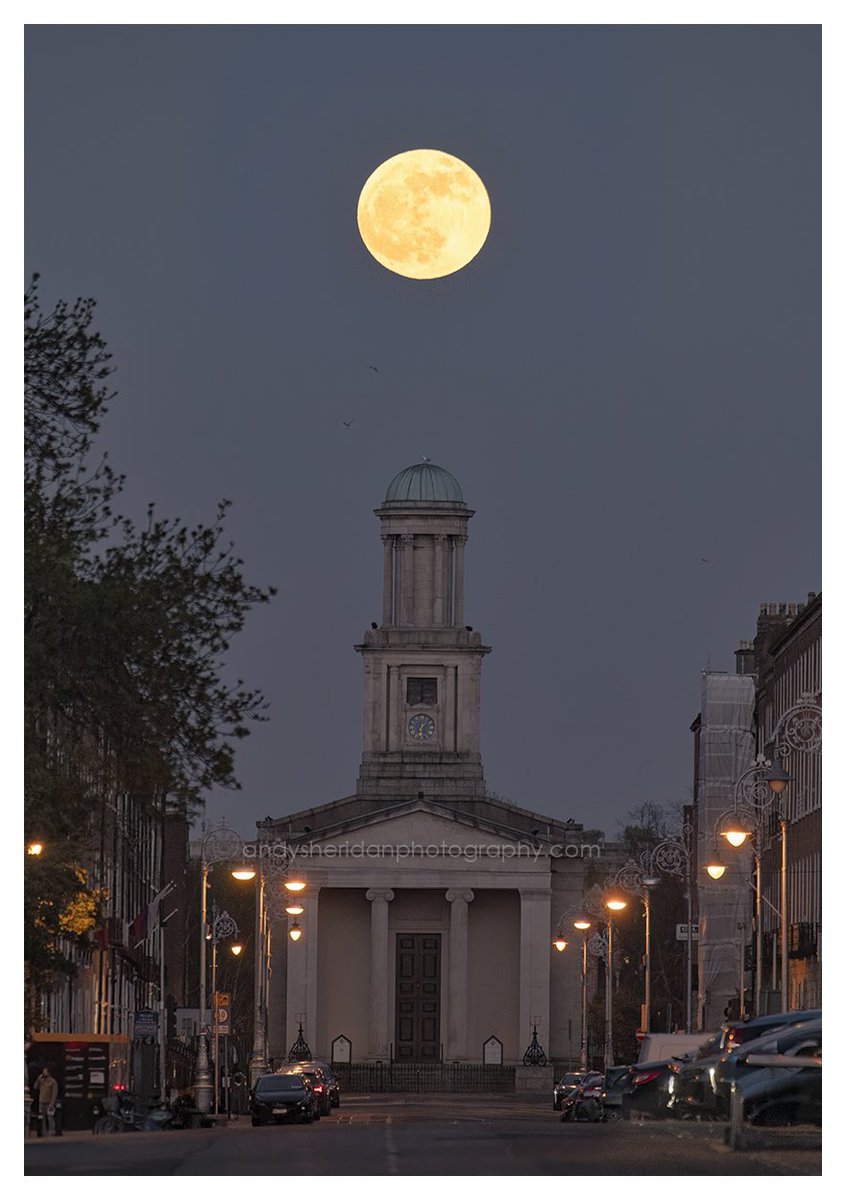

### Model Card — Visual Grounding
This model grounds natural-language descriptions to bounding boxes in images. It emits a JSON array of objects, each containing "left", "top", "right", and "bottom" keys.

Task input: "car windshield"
[
  {"left": 256, "top": 1075, "right": 304, "bottom": 1094},
  {"left": 557, "top": 1074, "right": 581, "bottom": 1086}
]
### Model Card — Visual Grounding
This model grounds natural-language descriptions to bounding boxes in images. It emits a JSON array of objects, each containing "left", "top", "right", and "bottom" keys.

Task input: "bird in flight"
[
  {"left": 700, "top": 557, "right": 711, "bottom": 563},
  {"left": 366, "top": 364, "right": 379, "bottom": 372},
  {"left": 343, "top": 419, "right": 354, "bottom": 429}
]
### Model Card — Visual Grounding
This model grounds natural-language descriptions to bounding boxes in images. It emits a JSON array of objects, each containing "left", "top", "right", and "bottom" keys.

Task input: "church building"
[{"left": 262, "top": 463, "right": 604, "bottom": 1069}]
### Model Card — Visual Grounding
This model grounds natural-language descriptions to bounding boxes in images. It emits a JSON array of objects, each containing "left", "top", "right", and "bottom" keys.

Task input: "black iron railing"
[{"left": 333, "top": 1062, "right": 516, "bottom": 1093}]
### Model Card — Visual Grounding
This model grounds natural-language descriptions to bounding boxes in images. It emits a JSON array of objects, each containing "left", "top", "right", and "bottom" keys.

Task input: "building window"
[{"left": 406, "top": 677, "right": 437, "bottom": 706}]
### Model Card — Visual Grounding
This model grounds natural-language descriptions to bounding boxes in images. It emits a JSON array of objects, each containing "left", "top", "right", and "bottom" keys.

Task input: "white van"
[{"left": 636, "top": 1032, "right": 716, "bottom": 1064}]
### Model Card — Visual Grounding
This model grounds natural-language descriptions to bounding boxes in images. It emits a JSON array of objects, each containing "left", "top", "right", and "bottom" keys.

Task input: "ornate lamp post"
[
  {"left": 715, "top": 691, "right": 821, "bottom": 1015},
  {"left": 552, "top": 912, "right": 593, "bottom": 1070},
  {"left": 207, "top": 905, "right": 238, "bottom": 1115},
  {"left": 603, "top": 895, "right": 627, "bottom": 1069},
  {"left": 194, "top": 819, "right": 243, "bottom": 1113},
  {"left": 611, "top": 824, "right": 695, "bottom": 1033},
  {"left": 233, "top": 831, "right": 307, "bottom": 1083}
]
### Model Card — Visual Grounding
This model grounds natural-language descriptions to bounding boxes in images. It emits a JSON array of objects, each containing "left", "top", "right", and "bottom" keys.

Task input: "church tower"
[{"left": 355, "top": 462, "right": 490, "bottom": 805}]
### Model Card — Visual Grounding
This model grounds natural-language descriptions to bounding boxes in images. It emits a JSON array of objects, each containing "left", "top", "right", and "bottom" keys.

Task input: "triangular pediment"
[
  {"left": 292, "top": 800, "right": 530, "bottom": 849},
  {"left": 266, "top": 795, "right": 568, "bottom": 848}
]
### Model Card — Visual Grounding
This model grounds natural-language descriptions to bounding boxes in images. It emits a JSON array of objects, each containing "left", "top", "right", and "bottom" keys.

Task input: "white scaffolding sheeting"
[{"left": 696, "top": 673, "right": 755, "bottom": 1029}]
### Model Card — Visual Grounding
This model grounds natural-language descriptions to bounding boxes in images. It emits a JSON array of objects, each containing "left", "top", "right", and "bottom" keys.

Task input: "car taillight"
[
  {"left": 313, "top": 1085, "right": 323, "bottom": 1093},
  {"left": 631, "top": 1070, "right": 660, "bottom": 1086}
]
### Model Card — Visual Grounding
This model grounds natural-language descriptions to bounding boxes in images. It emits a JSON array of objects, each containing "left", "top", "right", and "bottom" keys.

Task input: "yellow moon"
[{"left": 357, "top": 149, "right": 491, "bottom": 280}]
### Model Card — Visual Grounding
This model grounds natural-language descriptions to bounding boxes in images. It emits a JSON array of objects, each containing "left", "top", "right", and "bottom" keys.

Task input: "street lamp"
[
  {"left": 551, "top": 911, "right": 593, "bottom": 1070},
  {"left": 233, "top": 831, "right": 306, "bottom": 1083},
  {"left": 194, "top": 819, "right": 244, "bottom": 1113},
  {"left": 572, "top": 917, "right": 592, "bottom": 1071},
  {"left": 602, "top": 894, "right": 627, "bottom": 1069},
  {"left": 714, "top": 691, "right": 821, "bottom": 1016},
  {"left": 610, "top": 826, "right": 696, "bottom": 1036},
  {"left": 26, "top": 842, "right": 44, "bottom": 857},
  {"left": 207, "top": 905, "right": 238, "bottom": 1115},
  {"left": 704, "top": 855, "right": 726, "bottom": 881}
]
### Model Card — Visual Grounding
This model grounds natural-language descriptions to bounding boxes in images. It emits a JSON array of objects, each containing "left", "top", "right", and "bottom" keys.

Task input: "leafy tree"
[{"left": 24, "top": 277, "right": 275, "bottom": 1020}]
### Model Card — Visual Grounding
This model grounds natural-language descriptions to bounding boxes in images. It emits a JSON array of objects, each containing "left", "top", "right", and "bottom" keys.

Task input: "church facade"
[{"left": 262, "top": 463, "right": 605, "bottom": 1068}]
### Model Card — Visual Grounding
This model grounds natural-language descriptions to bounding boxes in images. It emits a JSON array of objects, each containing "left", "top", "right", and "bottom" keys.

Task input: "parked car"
[
  {"left": 560, "top": 1072, "right": 605, "bottom": 1123},
  {"left": 302, "top": 1060, "right": 341, "bottom": 1108},
  {"left": 666, "top": 1035, "right": 723, "bottom": 1120},
  {"left": 736, "top": 1062, "right": 822, "bottom": 1127},
  {"left": 285, "top": 1062, "right": 333, "bottom": 1116},
  {"left": 669, "top": 1012, "right": 821, "bottom": 1120},
  {"left": 602, "top": 1066, "right": 630, "bottom": 1120},
  {"left": 553, "top": 1072, "right": 585, "bottom": 1112},
  {"left": 719, "top": 1009, "right": 821, "bottom": 1055},
  {"left": 713, "top": 1018, "right": 822, "bottom": 1117},
  {"left": 250, "top": 1072, "right": 317, "bottom": 1125},
  {"left": 621, "top": 1059, "right": 678, "bottom": 1120}
]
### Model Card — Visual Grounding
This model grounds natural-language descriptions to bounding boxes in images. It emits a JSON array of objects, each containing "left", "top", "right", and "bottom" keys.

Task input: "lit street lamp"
[
  {"left": 207, "top": 905, "right": 238, "bottom": 1116},
  {"left": 603, "top": 895, "right": 627, "bottom": 1069},
  {"left": 610, "top": 825, "right": 696, "bottom": 1034},
  {"left": 233, "top": 831, "right": 307, "bottom": 1083},
  {"left": 194, "top": 819, "right": 244, "bottom": 1113},
  {"left": 712, "top": 691, "right": 821, "bottom": 1015},
  {"left": 551, "top": 913, "right": 593, "bottom": 1070}
]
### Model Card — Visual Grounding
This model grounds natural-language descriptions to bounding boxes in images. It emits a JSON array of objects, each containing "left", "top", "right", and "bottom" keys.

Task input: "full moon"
[{"left": 357, "top": 149, "right": 491, "bottom": 280}]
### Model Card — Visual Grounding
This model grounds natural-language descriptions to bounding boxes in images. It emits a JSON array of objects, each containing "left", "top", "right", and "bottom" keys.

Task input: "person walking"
[{"left": 35, "top": 1066, "right": 59, "bottom": 1136}]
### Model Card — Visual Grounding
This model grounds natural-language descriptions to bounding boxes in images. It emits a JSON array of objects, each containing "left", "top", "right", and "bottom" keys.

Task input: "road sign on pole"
[
  {"left": 213, "top": 992, "right": 230, "bottom": 1035},
  {"left": 676, "top": 923, "right": 700, "bottom": 941}
]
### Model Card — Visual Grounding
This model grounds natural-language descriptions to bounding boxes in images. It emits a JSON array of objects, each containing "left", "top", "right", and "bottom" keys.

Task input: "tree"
[{"left": 24, "top": 277, "right": 276, "bottom": 1014}]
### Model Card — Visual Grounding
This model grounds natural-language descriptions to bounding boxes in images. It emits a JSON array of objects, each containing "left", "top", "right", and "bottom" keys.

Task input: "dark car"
[
  {"left": 250, "top": 1072, "right": 317, "bottom": 1126},
  {"left": 286, "top": 1063, "right": 333, "bottom": 1116},
  {"left": 670, "top": 1013, "right": 821, "bottom": 1120},
  {"left": 621, "top": 1059, "right": 678, "bottom": 1120},
  {"left": 602, "top": 1066, "right": 630, "bottom": 1120},
  {"left": 736, "top": 1063, "right": 822, "bottom": 1126},
  {"left": 719, "top": 1009, "right": 821, "bottom": 1055},
  {"left": 667, "top": 1034, "right": 723, "bottom": 1120},
  {"left": 714, "top": 1018, "right": 821, "bottom": 1116},
  {"left": 303, "top": 1060, "right": 341, "bottom": 1109},
  {"left": 553, "top": 1072, "right": 585, "bottom": 1111}
]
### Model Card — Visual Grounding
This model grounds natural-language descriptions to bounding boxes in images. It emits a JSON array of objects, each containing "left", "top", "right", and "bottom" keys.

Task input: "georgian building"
[
  {"left": 755, "top": 594, "right": 822, "bottom": 1010},
  {"left": 690, "top": 594, "right": 822, "bottom": 1025},
  {"left": 260, "top": 463, "right": 604, "bottom": 1068}
]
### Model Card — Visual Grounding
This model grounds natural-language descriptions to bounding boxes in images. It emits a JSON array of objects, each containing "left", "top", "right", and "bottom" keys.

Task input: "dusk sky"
[{"left": 25, "top": 24, "right": 821, "bottom": 841}]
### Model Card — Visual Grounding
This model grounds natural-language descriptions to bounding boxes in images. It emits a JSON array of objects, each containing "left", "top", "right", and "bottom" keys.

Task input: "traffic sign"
[{"left": 676, "top": 923, "right": 700, "bottom": 941}]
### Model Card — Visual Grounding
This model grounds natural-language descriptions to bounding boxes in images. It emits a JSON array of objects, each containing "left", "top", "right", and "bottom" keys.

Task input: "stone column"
[
  {"left": 518, "top": 888, "right": 552, "bottom": 1057},
  {"left": 399, "top": 535, "right": 414, "bottom": 626},
  {"left": 446, "top": 889, "right": 474, "bottom": 1059},
  {"left": 433, "top": 535, "right": 446, "bottom": 626},
  {"left": 381, "top": 535, "right": 394, "bottom": 626},
  {"left": 366, "top": 888, "right": 395, "bottom": 1059},
  {"left": 453, "top": 535, "right": 467, "bottom": 627},
  {"left": 285, "top": 885, "right": 320, "bottom": 1061}
]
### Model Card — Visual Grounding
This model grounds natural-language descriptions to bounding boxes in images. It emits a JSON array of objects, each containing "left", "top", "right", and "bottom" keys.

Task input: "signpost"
[
  {"left": 212, "top": 992, "right": 230, "bottom": 1116},
  {"left": 675, "top": 923, "right": 700, "bottom": 941}
]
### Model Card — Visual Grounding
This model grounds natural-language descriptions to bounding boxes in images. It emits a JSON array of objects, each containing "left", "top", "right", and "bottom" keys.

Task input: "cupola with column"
[{"left": 355, "top": 462, "right": 490, "bottom": 805}]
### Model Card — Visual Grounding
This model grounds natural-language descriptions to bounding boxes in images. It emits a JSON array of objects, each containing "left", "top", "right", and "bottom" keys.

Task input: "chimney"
[{"left": 734, "top": 639, "right": 756, "bottom": 676}]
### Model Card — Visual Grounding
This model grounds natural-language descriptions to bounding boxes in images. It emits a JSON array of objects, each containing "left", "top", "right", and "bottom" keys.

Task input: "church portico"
[{"left": 263, "top": 464, "right": 604, "bottom": 1072}]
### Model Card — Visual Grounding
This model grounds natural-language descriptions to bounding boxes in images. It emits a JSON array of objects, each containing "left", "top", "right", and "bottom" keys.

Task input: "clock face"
[{"left": 408, "top": 713, "right": 436, "bottom": 741}]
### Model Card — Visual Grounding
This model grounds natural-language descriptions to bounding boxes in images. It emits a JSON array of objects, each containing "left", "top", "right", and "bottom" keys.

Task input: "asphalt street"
[{"left": 24, "top": 1096, "right": 821, "bottom": 1176}]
